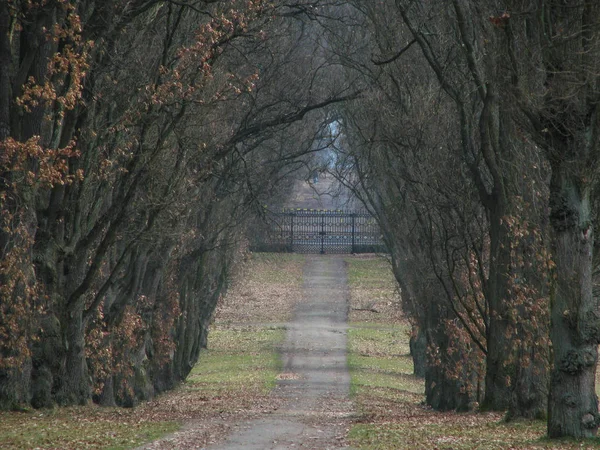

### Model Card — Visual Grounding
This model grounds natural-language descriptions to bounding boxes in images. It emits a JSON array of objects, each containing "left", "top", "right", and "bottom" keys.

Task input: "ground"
[
  {"left": 4, "top": 253, "right": 600, "bottom": 449},
  {"left": 207, "top": 255, "right": 353, "bottom": 449},
  {"left": 141, "top": 253, "right": 354, "bottom": 450}
]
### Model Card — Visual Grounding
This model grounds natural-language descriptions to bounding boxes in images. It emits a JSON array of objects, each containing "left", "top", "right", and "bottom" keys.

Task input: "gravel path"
[{"left": 208, "top": 254, "right": 354, "bottom": 450}]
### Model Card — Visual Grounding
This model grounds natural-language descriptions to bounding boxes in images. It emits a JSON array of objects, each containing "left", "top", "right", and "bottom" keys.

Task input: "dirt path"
[{"left": 208, "top": 255, "right": 354, "bottom": 449}]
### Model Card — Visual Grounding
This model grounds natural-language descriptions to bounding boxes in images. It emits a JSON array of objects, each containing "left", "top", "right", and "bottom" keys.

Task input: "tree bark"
[
  {"left": 409, "top": 326, "right": 426, "bottom": 378},
  {"left": 56, "top": 308, "right": 90, "bottom": 406},
  {"left": 508, "top": 343, "right": 548, "bottom": 421},
  {"left": 0, "top": 1, "right": 10, "bottom": 141},
  {"left": 481, "top": 199, "right": 512, "bottom": 411},
  {"left": 425, "top": 302, "right": 475, "bottom": 412},
  {"left": 389, "top": 244, "right": 427, "bottom": 378},
  {"left": 547, "top": 167, "right": 599, "bottom": 438}
]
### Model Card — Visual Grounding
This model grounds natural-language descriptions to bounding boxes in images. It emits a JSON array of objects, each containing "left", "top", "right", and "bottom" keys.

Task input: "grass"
[
  {"left": 348, "top": 417, "right": 600, "bottom": 450},
  {"left": 238, "top": 252, "right": 305, "bottom": 285},
  {"left": 246, "top": 252, "right": 306, "bottom": 285},
  {"left": 344, "top": 254, "right": 600, "bottom": 450},
  {"left": 0, "top": 327, "right": 286, "bottom": 450},
  {"left": 215, "top": 252, "right": 305, "bottom": 324},
  {"left": 345, "top": 254, "right": 403, "bottom": 324},
  {"left": 348, "top": 420, "right": 543, "bottom": 450},
  {"left": 347, "top": 326, "right": 422, "bottom": 405},
  {"left": 0, "top": 407, "right": 179, "bottom": 450},
  {"left": 187, "top": 326, "right": 285, "bottom": 396},
  {"left": 345, "top": 254, "right": 395, "bottom": 289}
]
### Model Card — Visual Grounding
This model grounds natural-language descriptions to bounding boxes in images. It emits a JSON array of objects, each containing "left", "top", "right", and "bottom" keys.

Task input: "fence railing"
[{"left": 250, "top": 208, "right": 386, "bottom": 254}]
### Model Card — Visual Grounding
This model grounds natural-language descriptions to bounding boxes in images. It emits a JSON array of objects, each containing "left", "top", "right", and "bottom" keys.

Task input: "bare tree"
[{"left": 325, "top": 0, "right": 554, "bottom": 419}]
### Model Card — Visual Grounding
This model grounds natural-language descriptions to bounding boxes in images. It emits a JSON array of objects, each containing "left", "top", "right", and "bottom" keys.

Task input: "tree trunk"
[
  {"left": 484, "top": 195, "right": 550, "bottom": 417},
  {"left": 0, "top": 1, "right": 10, "bottom": 141},
  {"left": 481, "top": 198, "right": 513, "bottom": 411},
  {"left": 56, "top": 309, "right": 90, "bottom": 405},
  {"left": 97, "top": 376, "right": 117, "bottom": 407},
  {"left": 30, "top": 314, "right": 62, "bottom": 408},
  {"left": 507, "top": 231, "right": 551, "bottom": 421},
  {"left": 508, "top": 343, "right": 549, "bottom": 420},
  {"left": 409, "top": 325, "right": 426, "bottom": 378},
  {"left": 387, "top": 240, "right": 428, "bottom": 378},
  {"left": 425, "top": 302, "right": 474, "bottom": 412},
  {"left": 547, "top": 169, "right": 599, "bottom": 438}
]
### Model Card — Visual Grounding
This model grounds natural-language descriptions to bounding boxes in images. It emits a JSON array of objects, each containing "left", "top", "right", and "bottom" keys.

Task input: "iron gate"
[{"left": 251, "top": 208, "right": 386, "bottom": 254}]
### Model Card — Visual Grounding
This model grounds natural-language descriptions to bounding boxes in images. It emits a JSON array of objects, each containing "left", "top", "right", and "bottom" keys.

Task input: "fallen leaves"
[
  {"left": 215, "top": 253, "right": 304, "bottom": 324},
  {"left": 345, "top": 255, "right": 403, "bottom": 324},
  {"left": 0, "top": 406, "right": 178, "bottom": 450},
  {"left": 275, "top": 372, "right": 303, "bottom": 380}
]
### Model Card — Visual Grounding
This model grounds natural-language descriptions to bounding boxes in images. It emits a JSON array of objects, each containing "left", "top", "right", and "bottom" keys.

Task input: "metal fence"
[{"left": 251, "top": 208, "right": 386, "bottom": 254}]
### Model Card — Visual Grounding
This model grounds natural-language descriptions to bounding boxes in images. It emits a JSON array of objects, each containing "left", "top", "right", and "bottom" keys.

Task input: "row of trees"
[
  {"left": 1, "top": 0, "right": 599, "bottom": 442},
  {"left": 0, "top": 0, "right": 349, "bottom": 409},
  {"left": 328, "top": 0, "right": 600, "bottom": 439}
]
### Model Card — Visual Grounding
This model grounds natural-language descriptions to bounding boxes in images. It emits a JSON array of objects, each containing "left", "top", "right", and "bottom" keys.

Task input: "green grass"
[
  {"left": 348, "top": 421, "right": 537, "bottom": 450},
  {"left": 187, "top": 326, "right": 285, "bottom": 394},
  {"left": 0, "top": 327, "right": 285, "bottom": 449},
  {"left": 349, "top": 323, "right": 411, "bottom": 356},
  {"left": 348, "top": 420, "right": 600, "bottom": 449},
  {"left": 345, "top": 256, "right": 395, "bottom": 289},
  {"left": 0, "top": 253, "right": 293, "bottom": 449},
  {"left": 347, "top": 324, "right": 423, "bottom": 406},
  {"left": 0, "top": 407, "right": 179, "bottom": 450}
]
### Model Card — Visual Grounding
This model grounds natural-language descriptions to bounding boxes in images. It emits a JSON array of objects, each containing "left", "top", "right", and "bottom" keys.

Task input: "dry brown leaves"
[
  {"left": 348, "top": 288, "right": 404, "bottom": 324},
  {"left": 135, "top": 387, "right": 281, "bottom": 449},
  {"left": 215, "top": 253, "right": 304, "bottom": 324}
]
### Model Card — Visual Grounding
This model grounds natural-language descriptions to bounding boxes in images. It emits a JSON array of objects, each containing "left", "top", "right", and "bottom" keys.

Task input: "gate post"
[
  {"left": 351, "top": 213, "right": 356, "bottom": 254},
  {"left": 289, "top": 212, "right": 294, "bottom": 252},
  {"left": 320, "top": 213, "right": 325, "bottom": 254}
]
